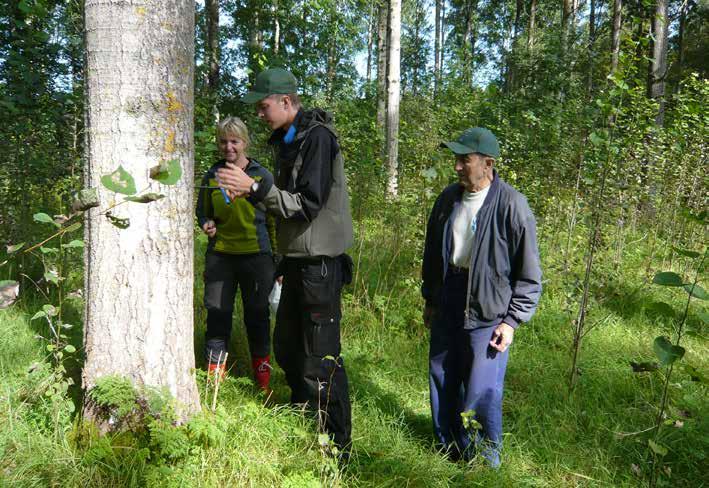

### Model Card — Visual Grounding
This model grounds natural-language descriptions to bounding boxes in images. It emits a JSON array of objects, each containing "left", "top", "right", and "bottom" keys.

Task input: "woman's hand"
[{"left": 202, "top": 220, "right": 217, "bottom": 238}]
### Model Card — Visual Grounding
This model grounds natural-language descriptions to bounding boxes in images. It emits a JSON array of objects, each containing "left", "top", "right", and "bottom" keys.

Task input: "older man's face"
[{"left": 455, "top": 153, "right": 493, "bottom": 192}]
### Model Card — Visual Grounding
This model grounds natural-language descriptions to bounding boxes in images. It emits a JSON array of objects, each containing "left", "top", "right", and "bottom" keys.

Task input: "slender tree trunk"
[
  {"left": 376, "top": 0, "right": 388, "bottom": 138},
  {"left": 586, "top": 0, "right": 595, "bottom": 95},
  {"left": 561, "top": 0, "right": 573, "bottom": 56},
  {"left": 434, "top": 0, "right": 442, "bottom": 97},
  {"left": 676, "top": 1, "right": 686, "bottom": 90},
  {"left": 366, "top": 0, "right": 374, "bottom": 82},
  {"left": 610, "top": 0, "right": 622, "bottom": 76},
  {"left": 326, "top": 11, "right": 338, "bottom": 101},
  {"left": 386, "top": 0, "right": 401, "bottom": 197},
  {"left": 527, "top": 0, "right": 537, "bottom": 50},
  {"left": 205, "top": 0, "right": 219, "bottom": 120},
  {"left": 248, "top": 2, "right": 263, "bottom": 84},
  {"left": 506, "top": 0, "right": 524, "bottom": 92},
  {"left": 83, "top": 0, "right": 199, "bottom": 419},
  {"left": 462, "top": 0, "right": 478, "bottom": 83},
  {"left": 273, "top": 0, "right": 280, "bottom": 55},
  {"left": 649, "top": 0, "right": 669, "bottom": 126}
]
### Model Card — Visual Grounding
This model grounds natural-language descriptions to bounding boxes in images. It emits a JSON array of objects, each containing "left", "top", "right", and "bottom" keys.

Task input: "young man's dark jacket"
[
  {"left": 248, "top": 108, "right": 353, "bottom": 258},
  {"left": 422, "top": 171, "right": 542, "bottom": 329}
]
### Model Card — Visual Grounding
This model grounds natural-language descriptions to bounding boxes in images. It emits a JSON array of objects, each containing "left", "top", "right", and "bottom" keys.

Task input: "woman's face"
[{"left": 218, "top": 133, "right": 246, "bottom": 163}]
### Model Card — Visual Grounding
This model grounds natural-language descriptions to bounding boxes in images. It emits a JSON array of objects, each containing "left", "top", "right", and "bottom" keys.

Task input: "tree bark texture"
[
  {"left": 527, "top": 0, "right": 537, "bottom": 50},
  {"left": 610, "top": 0, "right": 622, "bottom": 76},
  {"left": 273, "top": 0, "right": 280, "bottom": 55},
  {"left": 561, "top": 0, "right": 573, "bottom": 56},
  {"left": 376, "top": 0, "right": 388, "bottom": 136},
  {"left": 434, "top": 0, "right": 442, "bottom": 96},
  {"left": 206, "top": 0, "right": 219, "bottom": 94},
  {"left": 386, "top": 0, "right": 401, "bottom": 196},
  {"left": 587, "top": 0, "right": 595, "bottom": 94},
  {"left": 83, "top": 0, "right": 200, "bottom": 418},
  {"left": 649, "top": 0, "right": 669, "bottom": 126}
]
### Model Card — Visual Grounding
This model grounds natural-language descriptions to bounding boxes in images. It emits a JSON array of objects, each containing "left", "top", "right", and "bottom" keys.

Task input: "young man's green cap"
[
  {"left": 241, "top": 68, "right": 298, "bottom": 104},
  {"left": 440, "top": 127, "right": 500, "bottom": 158}
]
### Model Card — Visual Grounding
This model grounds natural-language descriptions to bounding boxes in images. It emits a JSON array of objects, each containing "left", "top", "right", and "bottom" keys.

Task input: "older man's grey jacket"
[{"left": 422, "top": 172, "right": 542, "bottom": 328}]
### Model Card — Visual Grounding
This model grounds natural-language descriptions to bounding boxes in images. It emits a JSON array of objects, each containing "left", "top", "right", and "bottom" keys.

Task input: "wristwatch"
[{"left": 250, "top": 181, "right": 260, "bottom": 194}]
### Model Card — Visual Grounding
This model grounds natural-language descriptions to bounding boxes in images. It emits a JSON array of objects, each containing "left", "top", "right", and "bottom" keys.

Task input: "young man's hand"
[
  {"left": 216, "top": 163, "right": 254, "bottom": 199},
  {"left": 202, "top": 220, "right": 217, "bottom": 238},
  {"left": 489, "top": 322, "right": 514, "bottom": 352}
]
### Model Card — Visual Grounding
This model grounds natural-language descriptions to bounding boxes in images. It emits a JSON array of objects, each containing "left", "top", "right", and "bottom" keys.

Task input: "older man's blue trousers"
[{"left": 429, "top": 271, "right": 509, "bottom": 466}]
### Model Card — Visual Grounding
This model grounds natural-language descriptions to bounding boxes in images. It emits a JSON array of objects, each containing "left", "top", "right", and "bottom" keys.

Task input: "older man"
[
  {"left": 216, "top": 68, "right": 353, "bottom": 458},
  {"left": 421, "top": 127, "right": 542, "bottom": 466}
]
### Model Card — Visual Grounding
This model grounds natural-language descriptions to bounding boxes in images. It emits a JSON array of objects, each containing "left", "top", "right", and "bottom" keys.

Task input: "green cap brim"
[
  {"left": 241, "top": 91, "right": 269, "bottom": 104},
  {"left": 440, "top": 141, "right": 474, "bottom": 155}
]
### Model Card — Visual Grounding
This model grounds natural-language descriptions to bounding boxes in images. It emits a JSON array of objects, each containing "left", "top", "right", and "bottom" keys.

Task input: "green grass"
[{"left": 0, "top": 217, "right": 707, "bottom": 487}]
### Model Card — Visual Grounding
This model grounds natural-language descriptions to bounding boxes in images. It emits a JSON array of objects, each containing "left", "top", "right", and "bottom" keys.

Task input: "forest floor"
[{"left": 0, "top": 216, "right": 707, "bottom": 487}]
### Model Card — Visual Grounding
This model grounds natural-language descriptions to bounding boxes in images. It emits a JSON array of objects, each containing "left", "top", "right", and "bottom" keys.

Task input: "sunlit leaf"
[
  {"left": 42, "top": 304, "right": 57, "bottom": 316},
  {"left": 34, "top": 212, "right": 60, "bottom": 227},
  {"left": 0, "top": 281, "right": 20, "bottom": 309},
  {"left": 684, "top": 284, "right": 708, "bottom": 300},
  {"left": 648, "top": 439, "right": 668, "bottom": 457},
  {"left": 149, "top": 159, "right": 182, "bottom": 185},
  {"left": 63, "top": 222, "right": 82, "bottom": 233},
  {"left": 124, "top": 193, "right": 165, "bottom": 204},
  {"left": 31, "top": 310, "right": 46, "bottom": 321},
  {"left": 652, "top": 272, "right": 684, "bottom": 287},
  {"left": 101, "top": 165, "right": 137, "bottom": 195},
  {"left": 64, "top": 345, "right": 76, "bottom": 353},
  {"left": 40, "top": 247, "right": 58, "bottom": 254},
  {"left": 653, "top": 336, "right": 685, "bottom": 366},
  {"left": 44, "top": 269, "right": 59, "bottom": 285},
  {"left": 6, "top": 243, "right": 25, "bottom": 254},
  {"left": 62, "top": 240, "right": 84, "bottom": 249},
  {"left": 106, "top": 212, "right": 130, "bottom": 229}
]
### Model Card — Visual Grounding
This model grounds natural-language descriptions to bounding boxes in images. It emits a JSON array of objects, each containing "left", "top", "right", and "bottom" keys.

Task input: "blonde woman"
[{"left": 196, "top": 116, "right": 276, "bottom": 391}]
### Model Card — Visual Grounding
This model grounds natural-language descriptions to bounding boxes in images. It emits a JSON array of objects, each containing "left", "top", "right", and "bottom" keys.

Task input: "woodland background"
[{"left": 0, "top": 0, "right": 707, "bottom": 486}]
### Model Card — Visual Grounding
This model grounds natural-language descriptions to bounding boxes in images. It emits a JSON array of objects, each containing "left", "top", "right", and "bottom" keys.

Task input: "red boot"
[{"left": 252, "top": 355, "right": 271, "bottom": 391}]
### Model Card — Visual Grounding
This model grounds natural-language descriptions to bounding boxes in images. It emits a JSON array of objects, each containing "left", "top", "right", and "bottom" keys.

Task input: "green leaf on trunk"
[
  {"left": 684, "top": 284, "right": 708, "bottom": 300},
  {"left": 6, "top": 243, "right": 25, "bottom": 254},
  {"left": 653, "top": 336, "right": 685, "bottom": 366},
  {"left": 101, "top": 166, "right": 137, "bottom": 195},
  {"left": 648, "top": 439, "right": 668, "bottom": 457},
  {"left": 652, "top": 272, "right": 684, "bottom": 287},
  {"left": 62, "top": 240, "right": 84, "bottom": 249},
  {"left": 71, "top": 188, "right": 100, "bottom": 212},
  {"left": 34, "top": 212, "right": 60, "bottom": 227},
  {"left": 106, "top": 212, "right": 130, "bottom": 229},
  {"left": 0, "top": 281, "right": 20, "bottom": 309},
  {"left": 149, "top": 159, "right": 182, "bottom": 185},
  {"left": 672, "top": 247, "right": 700, "bottom": 259},
  {"left": 124, "top": 193, "right": 165, "bottom": 204}
]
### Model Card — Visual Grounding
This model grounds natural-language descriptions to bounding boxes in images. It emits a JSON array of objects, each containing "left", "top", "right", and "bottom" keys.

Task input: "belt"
[{"left": 448, "top": 264, "right": 469, "bottom": 274}]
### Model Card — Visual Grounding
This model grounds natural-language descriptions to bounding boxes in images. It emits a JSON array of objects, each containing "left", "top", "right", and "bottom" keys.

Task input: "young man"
[
  {"left": 216, "top": 68, "right": 353, "bottom": 457},
  {"left": 422, "top": 127, "right": 542, "bottom": 467}
]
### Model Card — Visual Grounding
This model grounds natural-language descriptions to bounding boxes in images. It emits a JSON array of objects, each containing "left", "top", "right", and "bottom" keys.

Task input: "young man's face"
[{"left": 256, "top": 95, "right": 292, "bottom": 130}]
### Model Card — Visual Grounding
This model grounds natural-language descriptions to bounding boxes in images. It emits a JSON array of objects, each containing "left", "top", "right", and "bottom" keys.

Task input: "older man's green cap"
[
  {"left": 440, "top": 127, "right": 500, "bottom": 158},
  {"left": 241, "top": 68, "right": 298, "bottom": 104}
]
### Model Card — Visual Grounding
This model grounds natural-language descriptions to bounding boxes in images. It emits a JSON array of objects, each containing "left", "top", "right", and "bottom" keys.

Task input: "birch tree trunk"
[
  {"left": 386, "top": 0, "right": 401, "bottom": 197},
  {"left": 83, "top": 0, "right": 199, "bottom": 419},
  {"left": 610, "top": 0, "right": 622, "bottom": 76},
  {"left": 376, "top": 0, "right": 388, "bottom": 138},
  {"left": 273, "top": 0, "right": 280, "bottom": 55},
  {"left": 649, "top": 0, "right": 669, "bottom": 126}
]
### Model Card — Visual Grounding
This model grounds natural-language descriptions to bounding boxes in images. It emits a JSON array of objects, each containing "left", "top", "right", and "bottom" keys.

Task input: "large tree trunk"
[
  {"left": 610, "top": 0, "right": 622, "bottom": 76},
  {"left": 649, "top": 0, "right": 669, "bottom": 126},
  {"left": 205, "top": 0, "right": 220, "bottom": 120},
  {"left": 83, "top": 0, "right": 199, "bottom": 420},
  {"left": 386, "top": 0, "right": 401, "bottom": 197},
  {"left": 376, "top": 0, "right": 388, "bottom": 138}
]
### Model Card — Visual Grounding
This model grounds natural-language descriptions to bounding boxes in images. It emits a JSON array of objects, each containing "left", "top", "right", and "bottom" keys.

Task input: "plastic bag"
[{"left": 268, "top": 280, "right": 281, "bottom": 315}]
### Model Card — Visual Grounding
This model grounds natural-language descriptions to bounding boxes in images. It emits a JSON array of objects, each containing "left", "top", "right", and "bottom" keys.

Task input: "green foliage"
[
  {"left": 88, "top": 375, "right": 139, "bottom": 419},
  {"left": 149, "top": 159, "right": 183, "bottom": 185},
  {"left": 101, "top": 165, "right": 137, "bottom": 195},
  {"left": 653, "top": 336, "right": 686, "bottom": 366}
]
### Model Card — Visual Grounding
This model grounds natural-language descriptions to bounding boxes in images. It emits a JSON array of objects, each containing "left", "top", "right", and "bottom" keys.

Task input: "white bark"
[
  {"left": 386, "top": 0, "right": 401, "bottom": 197},
  {"left": 610, "top": 0, "right": 621, "bottom": 76},
  {"left": 376, "top": 0, "right": 388, "bottom": 136},
  {"left": 83, "top": 0, "right": 199, "bottom": 418},
  {"left": 650, "top": 0, "right": 668, "bottom": 126}
]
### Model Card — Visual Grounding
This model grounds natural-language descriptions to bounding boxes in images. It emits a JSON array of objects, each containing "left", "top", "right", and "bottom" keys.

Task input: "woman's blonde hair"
[{"left": 217, "top": 116, "right": 250, "bottom": 150}]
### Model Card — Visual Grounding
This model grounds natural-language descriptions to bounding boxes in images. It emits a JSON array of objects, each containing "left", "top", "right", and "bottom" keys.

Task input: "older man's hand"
[
  {"left": 216, "top": 163, "right": 254, "bottom": 199},
  {"left": 489, "top": 322, "right": 514, "bottom": 353}
]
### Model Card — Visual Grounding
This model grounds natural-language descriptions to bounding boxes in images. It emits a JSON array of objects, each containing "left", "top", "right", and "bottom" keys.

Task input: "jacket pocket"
[{"left": 477, "top": 272, "right": 512, "bottom": 321}]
